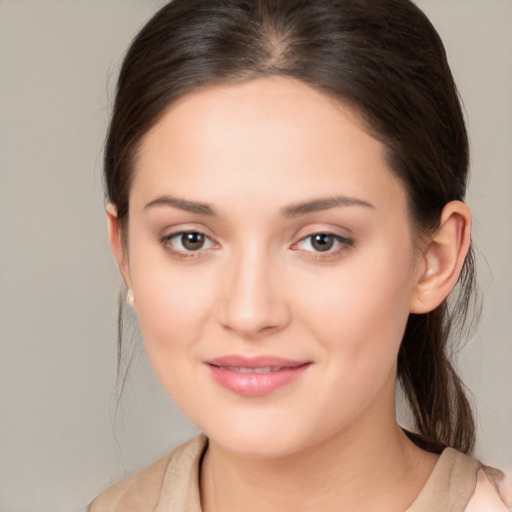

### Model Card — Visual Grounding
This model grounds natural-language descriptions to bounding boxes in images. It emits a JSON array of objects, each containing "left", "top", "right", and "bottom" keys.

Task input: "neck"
[{"left": 200, "top": 405, "right": 438, "bottom": 512}]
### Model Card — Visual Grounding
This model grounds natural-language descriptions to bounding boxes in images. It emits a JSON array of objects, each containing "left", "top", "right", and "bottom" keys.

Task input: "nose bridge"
[{"left": 220, "top": 241, "right": 287, "bottom": 337}]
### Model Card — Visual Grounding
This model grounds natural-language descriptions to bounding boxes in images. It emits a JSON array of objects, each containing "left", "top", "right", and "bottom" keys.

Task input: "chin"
[
  {"left": 197, "top": 410, "right": 319, "bottom": 459},
  {"left": 214, "top": 431, "right": 304, "bottom": 459}
]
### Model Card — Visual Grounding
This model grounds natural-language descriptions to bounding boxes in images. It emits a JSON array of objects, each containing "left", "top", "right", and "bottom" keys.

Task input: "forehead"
[{"left": 131, "top": 76, "right": 407, "bottom": 216}]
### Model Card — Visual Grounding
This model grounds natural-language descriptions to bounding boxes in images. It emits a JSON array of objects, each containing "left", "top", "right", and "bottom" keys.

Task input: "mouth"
[
  {"left": 213, "top": 366, "right": 294, "bottom": 374},
  {"left": 204, "top": 356, "right": 312, "bottom": 396}
]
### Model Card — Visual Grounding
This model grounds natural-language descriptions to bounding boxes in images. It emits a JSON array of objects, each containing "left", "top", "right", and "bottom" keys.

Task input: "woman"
[{"left": 91, "top": 0, "right": 509, "bottom": 510}]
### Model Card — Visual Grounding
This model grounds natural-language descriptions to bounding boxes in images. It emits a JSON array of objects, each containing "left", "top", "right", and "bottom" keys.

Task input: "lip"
[{"left": 204, "top": 355, "right": 312, "bottom": 396}]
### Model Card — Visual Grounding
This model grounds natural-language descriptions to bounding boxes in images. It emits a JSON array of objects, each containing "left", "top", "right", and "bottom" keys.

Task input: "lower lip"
[{"left": 206, "top": 364, "right": 311, "bottom": 396}]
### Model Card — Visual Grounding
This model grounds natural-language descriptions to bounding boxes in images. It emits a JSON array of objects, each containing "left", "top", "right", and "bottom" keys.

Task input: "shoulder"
[
  {"left": 465, "top": 466, "right": 510, "bottom": 512},
  {"left": 440, "top": 449, "right": 510, "bottom": 512},
  {"left": 407, "top": 447, "right": 510, "bottom": 512},
  {"left": 89, "top": 434, "right": 207, "bottom": 512}
]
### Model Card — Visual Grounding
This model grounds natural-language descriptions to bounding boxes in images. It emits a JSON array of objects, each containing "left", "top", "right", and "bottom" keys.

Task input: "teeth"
[{"left": 219, "top": 366, "right": 284, "bottom": 373}]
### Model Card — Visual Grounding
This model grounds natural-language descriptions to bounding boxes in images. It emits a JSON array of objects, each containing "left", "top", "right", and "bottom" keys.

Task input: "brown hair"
[{"left": 105, "top": 0, "right": 475, "bottom": 453}]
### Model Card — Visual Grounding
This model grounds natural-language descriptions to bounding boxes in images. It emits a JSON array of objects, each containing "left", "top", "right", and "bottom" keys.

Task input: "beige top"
[{"left": 89, "top": 435, "right": 509, "bottom": 512}]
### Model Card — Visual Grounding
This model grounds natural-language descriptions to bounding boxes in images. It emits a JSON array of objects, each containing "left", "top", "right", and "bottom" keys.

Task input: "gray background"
[{"left": 0, "top": 1, "right": 510, "bottom": 511}]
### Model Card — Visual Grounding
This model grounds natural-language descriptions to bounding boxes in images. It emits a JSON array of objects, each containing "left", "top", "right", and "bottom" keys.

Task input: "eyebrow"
[
  {"left": 144, "top": 194, "right": 374, "bottom": 217},
  {"left": 282, "top": 196, "right": 375, "bottom": 217},
  {"left": 144, "top": 196, "right": 216, "bottom": 215}
]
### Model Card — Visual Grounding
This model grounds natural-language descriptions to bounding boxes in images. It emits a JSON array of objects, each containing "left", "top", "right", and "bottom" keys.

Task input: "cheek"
[
  {"left": 293, "top": 242, "right": 415, "bottom": 368},
  {"left": 128, "top": 251, "right": 218, "bottom": 376},
  {"left": 287, "top": 249, "right": 415, "bottom": 429},
  {"left": 130, "top": 270, "right": 215, "bottom": 410}
]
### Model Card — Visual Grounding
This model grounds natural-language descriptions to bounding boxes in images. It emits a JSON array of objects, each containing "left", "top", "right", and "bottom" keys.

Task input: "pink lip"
[{"left": 204, "top": 355, "right": 311, "bottom": 396}]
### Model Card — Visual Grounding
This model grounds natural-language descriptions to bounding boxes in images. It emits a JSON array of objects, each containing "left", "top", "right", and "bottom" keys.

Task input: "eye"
[
  {"left": 294, "top": 232, "right": 353, "bottom": 255},
  {"left": 161, "top": 231, "right": 216, "bottom": 254},
  {"left": 305, "top": 233, "right": 337, "bottom": 252}
]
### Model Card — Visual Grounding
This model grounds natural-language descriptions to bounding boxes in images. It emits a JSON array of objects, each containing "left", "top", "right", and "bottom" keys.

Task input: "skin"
[{"left": 108, "top": 76, "right": 471, "bottom": 511}]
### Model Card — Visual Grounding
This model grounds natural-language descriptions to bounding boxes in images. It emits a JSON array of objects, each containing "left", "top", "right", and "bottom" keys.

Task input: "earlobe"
[
  {"left": 126, "top": 289, "right": 135, "bottom": 307},
  {"left": 106, "top": 203, "right": 131, "bottom": 288},
  {"left": 409, "top": 201, "right": 471, "bottom": 314}
]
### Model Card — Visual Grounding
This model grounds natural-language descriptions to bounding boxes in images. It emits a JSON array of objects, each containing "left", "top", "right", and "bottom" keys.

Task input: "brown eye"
[
  {"left": 181, "top": 232, "right": 206, "bottom": 251},
  {"left": 294, "top": 232, "right": 354, "bottom": 257},
  {"left": 160, "top": 230, "right": 216, "bottom": 258},
  {"left": 311, "top": 234, "right": 335, "bottom": 252}
]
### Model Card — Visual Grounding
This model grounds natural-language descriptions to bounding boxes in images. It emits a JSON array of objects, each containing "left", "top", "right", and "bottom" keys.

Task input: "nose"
[{"left": 219, "top": 245, "right": 291, "bottom": 339}]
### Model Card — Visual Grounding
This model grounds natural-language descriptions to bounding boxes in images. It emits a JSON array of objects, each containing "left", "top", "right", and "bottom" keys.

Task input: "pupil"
[
  {"left": 312, "top": 234, "right": 334, "bottom": 252},
  {"left": 182, "top": 232, "right": 205, "bottom": 251}
]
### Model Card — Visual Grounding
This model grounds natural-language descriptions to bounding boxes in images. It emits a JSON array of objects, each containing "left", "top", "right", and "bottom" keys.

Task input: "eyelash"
[
  {"left": 292, "top": 233, "right": 354, "bottom": 260},
  {"left": 159, "top": 231, "right": 354, "bottom": 260},
  {"left": 159, "top": 231, "right": 217, "bottom": 259}
]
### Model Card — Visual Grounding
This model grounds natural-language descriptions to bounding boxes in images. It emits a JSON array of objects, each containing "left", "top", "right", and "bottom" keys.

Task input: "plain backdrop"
[{"left": 0, "top": 1, "right": 511, "bottom": 511}]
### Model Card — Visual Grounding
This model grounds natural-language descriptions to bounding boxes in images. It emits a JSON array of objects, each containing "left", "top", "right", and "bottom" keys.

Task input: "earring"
[{"left": 127, "top": 290, "right": 135, "bottom": 307}]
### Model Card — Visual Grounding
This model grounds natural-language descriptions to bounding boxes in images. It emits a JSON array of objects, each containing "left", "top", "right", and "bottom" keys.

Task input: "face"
[{"left": 121, "top": 76, "right": 424, "bottom": 458}]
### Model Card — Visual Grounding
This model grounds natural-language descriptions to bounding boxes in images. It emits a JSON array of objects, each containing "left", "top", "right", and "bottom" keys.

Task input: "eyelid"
[
  {"left": 158, "top": 225, "right": 354, "bottom": 261},
  {"left": 290, "top": 231, "right": 355, "bottom": 260},
  {"left": 157, "top": 222, "right": 218, "bottom": 245},
  {"left": 295, "top": 232, "right": 353, "bottom": 249},
  {"left": 159, "top": 229, "right": 219, "bottom": 258}
]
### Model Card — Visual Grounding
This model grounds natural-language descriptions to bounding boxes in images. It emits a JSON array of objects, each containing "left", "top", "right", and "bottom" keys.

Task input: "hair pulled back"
[{"left": 105, "top": 0, "right": 475, "bottom": 453}]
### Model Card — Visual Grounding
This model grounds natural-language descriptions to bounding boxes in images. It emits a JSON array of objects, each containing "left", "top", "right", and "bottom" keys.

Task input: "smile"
[
  {"left": 215, "top": 366, "right": 289, "bottom": 374},
  {"left": 205, "top": 356, "right": 312, "bottom": 396}
]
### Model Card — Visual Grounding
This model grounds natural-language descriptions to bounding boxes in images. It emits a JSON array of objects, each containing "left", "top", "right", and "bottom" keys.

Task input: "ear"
[
  {"left": 106, "top": 203, "right": 132, "bottom": 290},
  {"left": 409, "top": 201, "right": 471, "bottom": 314}
]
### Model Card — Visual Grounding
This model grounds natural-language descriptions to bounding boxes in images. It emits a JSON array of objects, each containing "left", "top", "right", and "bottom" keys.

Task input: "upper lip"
[{"left": 205, "top": 355, "right": 310, "bottom": 369}]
